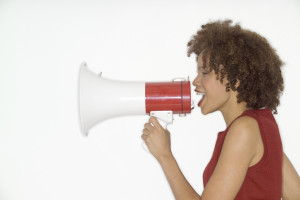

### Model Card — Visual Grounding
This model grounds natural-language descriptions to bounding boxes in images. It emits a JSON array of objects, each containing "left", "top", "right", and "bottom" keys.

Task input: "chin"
[
  {"left": 200, "top": 106, "right": 216, "bottom": 115},
  {"left": 200, "top": 107, "right": 209, "bottom": 115}
]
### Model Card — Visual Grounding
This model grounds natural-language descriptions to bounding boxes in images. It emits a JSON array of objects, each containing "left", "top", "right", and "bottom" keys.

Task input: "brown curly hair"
[{"left": 187, "top": 20, "right": 284, "bottom": 114}]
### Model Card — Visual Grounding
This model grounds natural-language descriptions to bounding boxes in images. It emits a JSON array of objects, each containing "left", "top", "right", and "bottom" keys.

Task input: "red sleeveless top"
[{"left": 203, "top": 109, "right": 283, "bottom": 199}]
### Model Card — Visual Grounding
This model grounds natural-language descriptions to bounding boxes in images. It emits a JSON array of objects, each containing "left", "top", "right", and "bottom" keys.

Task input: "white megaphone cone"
[
  {"left": 78, "top": 63, "right": 146, "bottom": 136},
  {"left": 78, "top": 62, "right": 192, "bottom": 137}
]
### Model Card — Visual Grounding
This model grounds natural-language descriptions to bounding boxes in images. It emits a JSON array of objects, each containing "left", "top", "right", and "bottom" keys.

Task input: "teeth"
[{"left": 196, "top": 92, "right": 205, "bottom": 95}]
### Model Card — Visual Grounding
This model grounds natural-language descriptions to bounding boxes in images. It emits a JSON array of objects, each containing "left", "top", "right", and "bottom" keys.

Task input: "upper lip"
[{"left": 194, "top": 89, "right": 205, "bottom": 94}]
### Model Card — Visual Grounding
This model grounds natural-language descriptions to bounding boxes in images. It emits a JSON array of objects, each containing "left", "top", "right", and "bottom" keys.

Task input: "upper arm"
[
  {"left": 201, "top": 116, "right": 261, "bottom": 200},
  {"left": 282, "top": 153, "right": 300, "bottom": 200}
]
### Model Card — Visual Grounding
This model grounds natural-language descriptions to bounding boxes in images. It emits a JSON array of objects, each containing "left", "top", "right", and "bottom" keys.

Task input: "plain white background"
[{"left": 0, "top": 0, "right": 299, "bottom": 199}]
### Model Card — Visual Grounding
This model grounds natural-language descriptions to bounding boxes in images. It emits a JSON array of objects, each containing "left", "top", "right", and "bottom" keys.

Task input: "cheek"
[
  {"left": 206, "top": 79, "right": 227, "bottom": 97},
  {"left": 215, "top": 83, "right": 227, "bottom": 94}
]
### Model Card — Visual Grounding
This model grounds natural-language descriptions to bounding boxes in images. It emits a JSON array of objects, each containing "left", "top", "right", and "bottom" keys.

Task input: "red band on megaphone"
[{"left": 145, "top": 81, "right": 191, "bottom": 114}]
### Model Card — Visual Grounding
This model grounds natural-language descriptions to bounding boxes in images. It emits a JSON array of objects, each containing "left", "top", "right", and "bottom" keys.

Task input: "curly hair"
[{"left": 187, "top": 20, "right": 284, "bottom": 114}]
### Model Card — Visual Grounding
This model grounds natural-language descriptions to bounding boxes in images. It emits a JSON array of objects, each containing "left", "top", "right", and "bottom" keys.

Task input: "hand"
[{"left": 141, "top": 116, "right": 172, "bottom": 160}]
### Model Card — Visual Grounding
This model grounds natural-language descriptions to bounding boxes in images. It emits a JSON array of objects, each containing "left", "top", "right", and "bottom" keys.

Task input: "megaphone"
[{"left": 78, "top": 62, "right": 192, "bottom": 136}]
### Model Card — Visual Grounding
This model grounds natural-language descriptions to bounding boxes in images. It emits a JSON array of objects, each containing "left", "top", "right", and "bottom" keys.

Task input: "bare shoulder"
[
  {"left": 227, "top": 115, "right": 260, "bottom": 143},
  {"left": 201, "top": 115, "right": 262, "bottom": 199},
  {"left": 224, "top": 115, "right": 263, "bottom": 167}
]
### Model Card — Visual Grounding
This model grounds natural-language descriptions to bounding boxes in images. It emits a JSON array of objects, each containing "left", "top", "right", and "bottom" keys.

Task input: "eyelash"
[{"left": 196, "top": 69, "right": 209, "bottom": 76}]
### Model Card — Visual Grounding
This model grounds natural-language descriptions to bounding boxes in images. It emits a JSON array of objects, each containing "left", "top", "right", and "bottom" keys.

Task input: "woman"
[{"left": 142, "top": 20, "right": 300, "bottom": 200}]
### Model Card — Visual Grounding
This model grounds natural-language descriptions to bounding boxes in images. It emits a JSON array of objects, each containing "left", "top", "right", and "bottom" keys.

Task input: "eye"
[{"left": 202, "top": 71, "right": 209, "bottom": 75}]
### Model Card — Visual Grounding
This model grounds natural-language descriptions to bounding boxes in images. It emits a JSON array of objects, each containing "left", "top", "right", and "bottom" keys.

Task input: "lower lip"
[{"left": 198, "top": 95, "right": 205, "bottom": 107}]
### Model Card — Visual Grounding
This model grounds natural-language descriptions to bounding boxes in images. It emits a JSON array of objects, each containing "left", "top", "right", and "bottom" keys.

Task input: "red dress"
[{"left": 203, "top": 109, "right": 283, "bottom": 199}]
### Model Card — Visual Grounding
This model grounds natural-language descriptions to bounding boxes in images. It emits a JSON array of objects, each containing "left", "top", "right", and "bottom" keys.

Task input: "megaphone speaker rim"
[{"left": 78, "top": 62, "right": 88, "bottom": 136}]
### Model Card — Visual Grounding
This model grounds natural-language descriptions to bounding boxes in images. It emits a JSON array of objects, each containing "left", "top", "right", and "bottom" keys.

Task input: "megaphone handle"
[{"left": 157, "top": 119, "right": 168, "bottom": 129}]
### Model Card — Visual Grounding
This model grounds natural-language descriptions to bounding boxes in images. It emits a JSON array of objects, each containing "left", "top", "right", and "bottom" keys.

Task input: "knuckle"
[
  {"left": 149, "top": 116, "right": 156, "bottom": 122},
  {"left": 145, "top": 138, "right": 151, "bottom": 144}
]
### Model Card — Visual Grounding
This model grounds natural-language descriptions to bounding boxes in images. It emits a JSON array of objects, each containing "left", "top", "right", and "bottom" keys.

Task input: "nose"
[{"left": 192, "top": 73, "right": 201, "bottom": 87}]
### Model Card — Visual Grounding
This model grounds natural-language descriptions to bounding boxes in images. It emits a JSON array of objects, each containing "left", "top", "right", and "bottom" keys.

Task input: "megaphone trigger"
[{"left": 149, "top": 111, "right": 173, "bottom": 129}]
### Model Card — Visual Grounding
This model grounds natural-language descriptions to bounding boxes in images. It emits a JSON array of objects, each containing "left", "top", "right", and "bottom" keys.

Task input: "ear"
[
  {"left": 217, "top": 64, "right": 232, "bottom": 92},
  {"left": 235, "top": 79, "right": 240, "bottom": 88},
  {"left": 216, "top": 64, "right": 226, "bottom": 82},
  {"left": 219, "top": 64, "right": 225, "bottom": 73}
]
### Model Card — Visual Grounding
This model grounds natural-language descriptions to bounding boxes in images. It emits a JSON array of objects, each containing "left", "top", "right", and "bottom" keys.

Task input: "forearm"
[{"left": 158, "top": 154, "right": 201, "bottom": 200}]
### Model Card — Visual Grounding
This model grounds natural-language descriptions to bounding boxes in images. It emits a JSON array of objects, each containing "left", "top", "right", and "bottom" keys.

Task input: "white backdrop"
[{"left": 0, "top": 0, "right": 299, "bottom": 199}]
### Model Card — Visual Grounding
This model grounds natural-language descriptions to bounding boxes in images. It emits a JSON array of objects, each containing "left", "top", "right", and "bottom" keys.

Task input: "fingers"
[
  {"left": 141, "top": 132, "right": 148, "bottom": 141},
  {"left": 141, "top": 117, "right": 163, "bottom": 143},
  {"left": 141, "top": 124, "right": 151, "bottom": 142},
  {"left": 148, "top": 116, "right": 162, "bottom": 129},
  {"left": 144, "top": 123, "right": 154, "bottom": 131}
]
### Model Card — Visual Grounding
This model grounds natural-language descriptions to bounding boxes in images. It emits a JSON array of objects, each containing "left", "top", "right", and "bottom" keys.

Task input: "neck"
[{"left": 220, "top": 92, "right": 248, "bottom": 127}]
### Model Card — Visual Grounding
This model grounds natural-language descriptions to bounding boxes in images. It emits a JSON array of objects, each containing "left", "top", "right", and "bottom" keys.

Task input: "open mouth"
[
  {"left": 197, "top": 93, "right": 205, "bottom": 107},
  {"left": 195, "top": 91, "right": 205, "bottom": 107}
]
